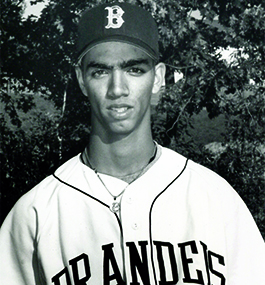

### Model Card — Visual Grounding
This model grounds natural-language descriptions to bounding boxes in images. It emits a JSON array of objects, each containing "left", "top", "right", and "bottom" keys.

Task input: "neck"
[{"left": 84, "top": 131, "right": 155, "bottom": 178}]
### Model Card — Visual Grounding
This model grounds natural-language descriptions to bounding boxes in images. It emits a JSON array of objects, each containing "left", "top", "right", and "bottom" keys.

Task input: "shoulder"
[
  {"left": 159, "top": 145, "right": 236, "bottom": 198},
  {"left": 2, "top": 155, "right": 83, "bottom": 229},
  {"left": 158, "top": 145, "right": 188, "bottom": 172},
  {"left": 26, "top": 154, "right": 82, "bottom": 201},
  {"left": 158, "top": 145, "right": 258, "bottom": 225},
  {"left": 160, "top": 146, "right": 227, "bottom": 180},
  {"left": 159, "top": 146, "right": 222, "bottom": 180}
]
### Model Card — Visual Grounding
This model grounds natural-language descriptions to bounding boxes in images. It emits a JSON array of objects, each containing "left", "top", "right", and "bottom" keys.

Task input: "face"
[{"left": 76, "top": 42, "right": 165, "bottom": 138}]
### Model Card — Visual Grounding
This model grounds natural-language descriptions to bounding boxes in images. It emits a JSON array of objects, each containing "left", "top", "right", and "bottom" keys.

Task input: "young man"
[{"left": 0, "top": 2, "right": 264, "bottom": 284}]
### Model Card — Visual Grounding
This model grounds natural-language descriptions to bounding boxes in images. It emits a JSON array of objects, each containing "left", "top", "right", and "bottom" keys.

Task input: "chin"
[
  {"left": 109, "top": 127, "right": 133, "bottom": 136},
  {"left": 107, "top": 122, "right": 136, "bottom": 136}
]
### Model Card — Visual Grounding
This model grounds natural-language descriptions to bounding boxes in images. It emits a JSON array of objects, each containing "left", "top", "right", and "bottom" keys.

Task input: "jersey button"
[
  {"left": 132, "top": 223, "right": 139, "bottom": 230},
  {"left": 127, "top": 197, "right": 133, "bottom": 204}
]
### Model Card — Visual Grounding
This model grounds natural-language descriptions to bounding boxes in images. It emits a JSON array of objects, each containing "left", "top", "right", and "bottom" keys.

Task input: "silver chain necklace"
[{"left": 83, "top": 145, "right": 157, "bottom": 213}]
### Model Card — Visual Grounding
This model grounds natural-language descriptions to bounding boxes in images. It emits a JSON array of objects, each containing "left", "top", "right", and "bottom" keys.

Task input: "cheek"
[
  {"left": 133, "top": 72, "right": 155, "bottom": 93},
  {"left": 137, "top": 80, "right": 155, "bottom": 102},
  {"left": 83, "top": 81, "right": 106, "bottom": 105},
  {"left": 143, "top": 72, "right": 156, "bottom": 94}
]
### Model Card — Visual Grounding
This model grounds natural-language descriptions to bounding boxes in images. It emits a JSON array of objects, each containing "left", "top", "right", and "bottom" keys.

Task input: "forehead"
[{"left": 81, "top": 42, "right": 153, "bottom": 67}]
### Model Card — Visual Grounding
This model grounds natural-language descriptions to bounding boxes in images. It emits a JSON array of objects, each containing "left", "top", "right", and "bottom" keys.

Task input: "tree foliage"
[{"left": 1, "top": 0, "right": 264, "bottom": 237}]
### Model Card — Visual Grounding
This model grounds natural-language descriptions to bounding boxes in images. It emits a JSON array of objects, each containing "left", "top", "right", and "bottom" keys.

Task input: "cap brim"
[{"left": 76, "top": 37, "right": 159, "bottom": 65}]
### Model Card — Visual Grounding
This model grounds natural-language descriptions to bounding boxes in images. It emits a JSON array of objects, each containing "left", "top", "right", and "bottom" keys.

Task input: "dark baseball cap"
[{"left": 76, "top": 2, "right": 159, "bottom": 64}]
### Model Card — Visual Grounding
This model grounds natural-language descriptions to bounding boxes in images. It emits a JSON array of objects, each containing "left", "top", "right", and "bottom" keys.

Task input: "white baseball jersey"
[{"left": 0, "top": 145, "right": 264, "bottom": 284}]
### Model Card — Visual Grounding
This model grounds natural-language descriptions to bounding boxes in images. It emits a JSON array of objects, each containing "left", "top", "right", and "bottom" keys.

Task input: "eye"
[
  {"left": 91, "top": 69, "right": 109, "bottom": 78},
  {"left": 127, "top": 67, "right": 146, "bottom": 76}
]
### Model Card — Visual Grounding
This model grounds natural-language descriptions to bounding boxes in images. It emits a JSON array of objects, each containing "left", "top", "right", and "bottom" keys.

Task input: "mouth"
[
  {"left": 107, "top": 105, "right": 133, "bottom": 119},
  {"left": 109, "top": 106, "right": 130, "bottom": 113}
]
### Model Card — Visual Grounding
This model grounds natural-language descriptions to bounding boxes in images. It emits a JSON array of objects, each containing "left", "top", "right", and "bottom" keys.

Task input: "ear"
[
  {"left": 75, "top": 66, "right": 88, "bottom": 97},
  {"left": 152, "top": 62, "right": 166, "bottom": 94}
]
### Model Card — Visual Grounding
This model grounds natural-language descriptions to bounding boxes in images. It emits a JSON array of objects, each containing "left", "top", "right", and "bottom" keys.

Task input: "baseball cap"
[{"left": 76, "top": 2, "right": 159, "bottom": 64}]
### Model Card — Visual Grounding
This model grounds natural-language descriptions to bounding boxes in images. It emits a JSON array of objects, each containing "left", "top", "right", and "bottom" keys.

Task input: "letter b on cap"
[{"left": 105, "top": 6, "right": 124, "bottom": 29}]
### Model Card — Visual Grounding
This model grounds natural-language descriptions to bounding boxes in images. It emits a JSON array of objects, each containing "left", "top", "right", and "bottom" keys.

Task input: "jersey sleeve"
[
  {"left": 225, "top": 190, "right": 265, "bottom": 283},
  {"left": 188, "top": 159, "right": 265, "bottom": 283},
  {"left": 0, "top": 191, "right": 41, "bottom": 285}
]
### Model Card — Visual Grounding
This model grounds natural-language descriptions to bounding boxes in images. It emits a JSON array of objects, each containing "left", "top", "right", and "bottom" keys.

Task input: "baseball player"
[{"left": 0, "top": 2, "right": 264, "bottom": 284}]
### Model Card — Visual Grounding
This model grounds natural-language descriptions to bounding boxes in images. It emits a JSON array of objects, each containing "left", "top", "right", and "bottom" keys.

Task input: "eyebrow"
[
  {"left": 84, "top": 58, "right": 151, "bottom": 72},
  {"left": 120, "top": 59, "right": 150, "bottom": 69}
]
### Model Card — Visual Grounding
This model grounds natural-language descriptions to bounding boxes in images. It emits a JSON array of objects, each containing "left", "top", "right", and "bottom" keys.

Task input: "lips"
[
  {"left": 107, "top": 104, "right": 133, "bottom": 119},
  {"left": 110, "top": 107, "right": 129, "bottom": 113}
]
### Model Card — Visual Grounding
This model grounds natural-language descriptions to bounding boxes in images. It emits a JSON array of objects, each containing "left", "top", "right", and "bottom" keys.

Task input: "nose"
[{"left": 107, "top": 70, "right": 129, "bottom": 99}]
